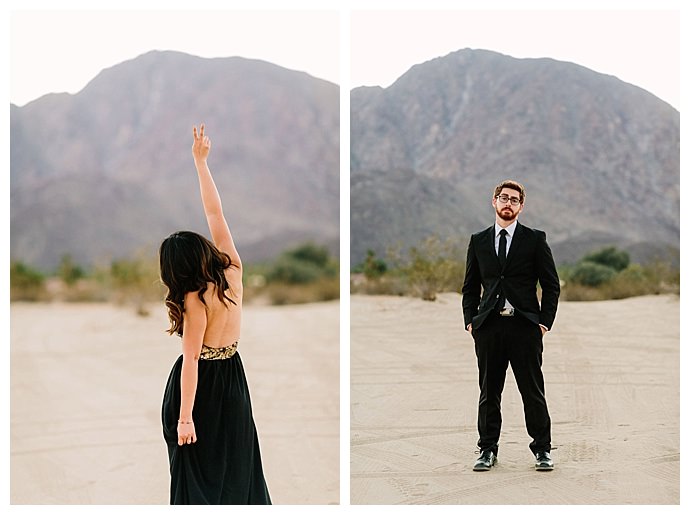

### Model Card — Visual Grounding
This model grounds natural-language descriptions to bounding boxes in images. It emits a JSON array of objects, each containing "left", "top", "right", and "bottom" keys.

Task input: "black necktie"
[{"left": 498, "top": 229, "right": 508, "bottom": 269}]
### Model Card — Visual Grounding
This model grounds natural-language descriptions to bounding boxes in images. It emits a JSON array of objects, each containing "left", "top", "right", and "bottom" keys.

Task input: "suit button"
[
  {"left": 501, "top": 275, "right": 504, "bottom": 279},
  {"left": 496, "top": 294, "right": 499, "bottom": 298}
]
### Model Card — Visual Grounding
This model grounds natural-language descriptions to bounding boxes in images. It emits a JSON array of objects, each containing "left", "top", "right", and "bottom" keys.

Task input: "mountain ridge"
[
  {"left": 350, "top": 48, "right": 679, "bottom": 267},
  {"left": 11, "top": 50, "right": 340, "bottom": 270}
]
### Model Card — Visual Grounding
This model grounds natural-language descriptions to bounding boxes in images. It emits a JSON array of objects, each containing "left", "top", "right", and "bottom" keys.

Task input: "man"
[{"left": 461, "top": 179, "right": 560, "bottom": 472}]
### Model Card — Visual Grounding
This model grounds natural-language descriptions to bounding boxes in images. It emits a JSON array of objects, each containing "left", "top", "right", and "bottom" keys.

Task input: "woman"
[{"left": 159, "top": 124, "right": 271, "bottom": 504}]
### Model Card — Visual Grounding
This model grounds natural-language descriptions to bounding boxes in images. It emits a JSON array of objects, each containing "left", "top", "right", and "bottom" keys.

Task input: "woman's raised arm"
[{"left": 192, "top": 124, "right": 241, "bottom": 269}]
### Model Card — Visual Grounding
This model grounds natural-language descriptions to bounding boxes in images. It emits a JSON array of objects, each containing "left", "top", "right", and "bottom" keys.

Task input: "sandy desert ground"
[
  {"left": 350, "top": 293, "right": 679, "bottom": 505},
  {"left": 10, "top": 299, "right": 339, "bottom": 505}
]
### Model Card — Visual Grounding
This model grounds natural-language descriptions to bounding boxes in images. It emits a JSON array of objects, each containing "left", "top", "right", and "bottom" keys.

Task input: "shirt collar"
[{"left": 495, "top": 220, "right": 518, "bottom": 238}]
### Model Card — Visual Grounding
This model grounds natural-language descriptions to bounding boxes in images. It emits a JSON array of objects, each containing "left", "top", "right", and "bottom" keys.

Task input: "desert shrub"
[
  {"left": 107, "top": 256, "right": 165, "bottom": 314},
  {"left": 582, "top": 246, "right": 630, "bottom": 272},
  {"left": 285, "top": 243, "right": 330, "bottom": 268},
  {"left": 600, "top": 263, "right": 679, "bottom": 299},
  {"left": 643, "top": 260, "right": 680, "bottom": 293},
  {"left": 392, "top": 235, "right": 465, "bottom": 301},
  {"left": 249, "top": 243, "right": 339, "bottom": 305},
  {"left": 267, "top": 257, "right": 326, "bottom": 284},
  {"left": 569, "top": 261, "right": 617, "bottom": 286},
  {"left": 10, "top": 261, "right": 47, "bottom": 301},
  {"left": 362, "top": 250, "right": 387, "bottom": 280},
  {"left": 57, "top": 254, "right": 85, "bottom": 286},
  {"left": 351, "top": 236, "right": 465, "bottom": 300},
  {"left": 598, "top": 264, "right": 655, "bottom": 299},
  {"left": 266, "top": 243, "right": 336, "bottom": 285},
  {"left": 111, "top": 259, "right": 143, "bottom": 289},
  {"left": 561, "top": 248, "right": 679, "bottom": 301},
  {"left": 53, "top": 255, "right": 99, "bottom": 302}
]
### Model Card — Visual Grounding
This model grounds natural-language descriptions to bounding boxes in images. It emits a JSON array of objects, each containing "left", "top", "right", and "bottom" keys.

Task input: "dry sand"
[
  {"left": 350, "top": 293, "right": 679, "bottom": 505},
  {"left": 11, "top": 300, "right": 339, "bottom": 505}
]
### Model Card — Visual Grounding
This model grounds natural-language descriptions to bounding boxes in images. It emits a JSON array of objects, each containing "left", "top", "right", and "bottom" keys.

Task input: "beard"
[{"left": 496, "top": 205, "right": 518, "bottom": 222}]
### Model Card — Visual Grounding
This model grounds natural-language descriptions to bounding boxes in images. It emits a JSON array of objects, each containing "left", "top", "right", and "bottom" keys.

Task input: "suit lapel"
[{"left": 479, "top": 225, "right": 501, "bottom": 269}]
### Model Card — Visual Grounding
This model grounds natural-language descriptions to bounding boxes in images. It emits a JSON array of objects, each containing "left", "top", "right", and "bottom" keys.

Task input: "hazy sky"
[
  {"left": 351, "top": 9, "right": 681, "bottom": 109},
  {"left": 9, "top": 5, "right": 681, "bottom": 109}
]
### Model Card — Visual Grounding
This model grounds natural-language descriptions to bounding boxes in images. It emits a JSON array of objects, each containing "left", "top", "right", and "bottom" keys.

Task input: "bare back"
[{"left": 201, "top": 272, "right": 243, "bottom": 347}]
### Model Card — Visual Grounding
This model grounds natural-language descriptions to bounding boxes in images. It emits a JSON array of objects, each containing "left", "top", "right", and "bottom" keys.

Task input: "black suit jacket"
[{"left": 462, "top": 221, "right": 560, "bottom": 331}]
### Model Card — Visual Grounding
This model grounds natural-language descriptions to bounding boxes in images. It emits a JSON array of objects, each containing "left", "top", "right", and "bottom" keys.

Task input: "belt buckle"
[{"left": 499, "top": 307, "right": 515, "bottom": 317}]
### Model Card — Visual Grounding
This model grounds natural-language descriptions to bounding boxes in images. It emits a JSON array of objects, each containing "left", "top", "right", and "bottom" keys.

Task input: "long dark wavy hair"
[{"left": 159, "top": 231, "right": 236, "bottom": 336}]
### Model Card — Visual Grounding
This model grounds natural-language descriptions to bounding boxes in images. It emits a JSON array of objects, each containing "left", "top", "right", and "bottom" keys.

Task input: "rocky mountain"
[
  {"left": 351, "top": 49, "right": 679, "bottom": 267},
  {"left": 11, "top": 50, "right": 339, "bottom": 270}
]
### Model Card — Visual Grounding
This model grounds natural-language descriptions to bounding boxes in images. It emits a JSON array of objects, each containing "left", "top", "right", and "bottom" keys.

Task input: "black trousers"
[{"left": 473, "top": 312, "right": 551, "bottom": 456}]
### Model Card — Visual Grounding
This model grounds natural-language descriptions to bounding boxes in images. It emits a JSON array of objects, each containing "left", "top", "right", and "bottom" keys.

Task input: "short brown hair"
[{"left": 494, "top": 180, "right": 525, "bottom": 204}]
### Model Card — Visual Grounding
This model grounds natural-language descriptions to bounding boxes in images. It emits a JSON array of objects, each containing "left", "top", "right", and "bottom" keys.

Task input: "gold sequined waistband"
[{"left": 199, "top": 342, "right": 238, "bottom": 360}]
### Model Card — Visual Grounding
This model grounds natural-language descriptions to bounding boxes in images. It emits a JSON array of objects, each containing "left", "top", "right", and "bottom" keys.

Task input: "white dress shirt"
[{"left": 495, "top": 221, "right": 517, "bottom": 310}]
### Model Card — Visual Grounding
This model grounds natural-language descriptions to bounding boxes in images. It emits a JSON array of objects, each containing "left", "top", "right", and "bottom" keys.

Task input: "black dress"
[{"left": 162, "top": 342, "right": 272, "bottom": 504}]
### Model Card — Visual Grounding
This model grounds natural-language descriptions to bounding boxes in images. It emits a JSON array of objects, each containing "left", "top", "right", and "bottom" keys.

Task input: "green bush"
[
  {"left": 363, "top": 249, "right": 387, "bottom": 280},
  {"left": 267, "top": 257, "right": 326, "bottom": 284},
  {"left": 246, "top": 242, "right": 339, "bottom": 305},
  {"left": 569, "top": 261, "right": 617, "bottom": 286},
  {"left": 57, "top": 254, "right": 84, "bottom": 286},
  {"left": 561, "top": 246, "right": 679, "bottom": 301},
  {"left": 582, "top": 246, "right": 630, "bottom": 272},
  {"left": 285, "top": 243, "right": 330, "bottom": 268},
  {"left": 266, "top": 243, "right": 336, "bottom": 285},
  {"left": 10, "top": 261, "right": 47, "bottom": 301}
]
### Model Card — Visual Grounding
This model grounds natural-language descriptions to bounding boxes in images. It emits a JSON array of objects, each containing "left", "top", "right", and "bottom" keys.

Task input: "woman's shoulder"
[
  {"left": 204, "top": 280, "right": 242, "bottom": 304},
  {"left": 182, "top": 289, "right": 206, "bottom": 313},
  {"left": 182, "top": 285, "right": 217, "bottom": 304}
]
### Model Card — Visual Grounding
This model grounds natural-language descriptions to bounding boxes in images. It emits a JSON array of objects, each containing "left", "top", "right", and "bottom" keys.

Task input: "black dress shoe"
[
  {"left": 473, "top": 450, "right": 497, "bottom": 471},
  {"left": 535, "top": 451, "right": 554, "bottom": 471}
]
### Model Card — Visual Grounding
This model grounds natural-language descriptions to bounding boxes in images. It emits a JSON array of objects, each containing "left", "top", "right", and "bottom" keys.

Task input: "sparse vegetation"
[
  {"left": 581, "top": 246, "right": 631, "bottom": 272},
  {"left": 10, "top": 253, "right": 164, "bottom": 313},
  {"left": 10, "top": 242, "right": 339, "bottom": 310},
  {"left": 106, "top": 255, "right": 164, "bottom": 315},
  {"left": 351, "top": 236, "right": 466, "bottom": 301},
  {"left": 352, "top": 240, "right": 679, "bottom": 303},
  {"left": 560, "top": 252, "right": 679, "bottom": 301},
  {"left": 256, "top": 243, "right": 339, "bottom": 305},
  {"left": 362, "top": 249, "right": 387, "bottom": 280},
  {"left": 57, "top": 254, "right": 84, "bottom": 286},
  {"left": 10, "top": 261, "right": 47, "bottom": 301},
  {"left": 568, "top": 261, "right": 617, "bottom": 287}
]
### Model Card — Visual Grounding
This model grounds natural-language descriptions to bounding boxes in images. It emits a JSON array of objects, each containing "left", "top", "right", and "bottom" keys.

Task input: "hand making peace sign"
[{"left": 192, "top": 123, "right": 211, "bottom": 162}]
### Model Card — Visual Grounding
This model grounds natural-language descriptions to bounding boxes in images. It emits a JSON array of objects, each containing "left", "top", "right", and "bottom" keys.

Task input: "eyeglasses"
[{"left": 495, "top": 194, "right": 521, "bottom": 206}]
